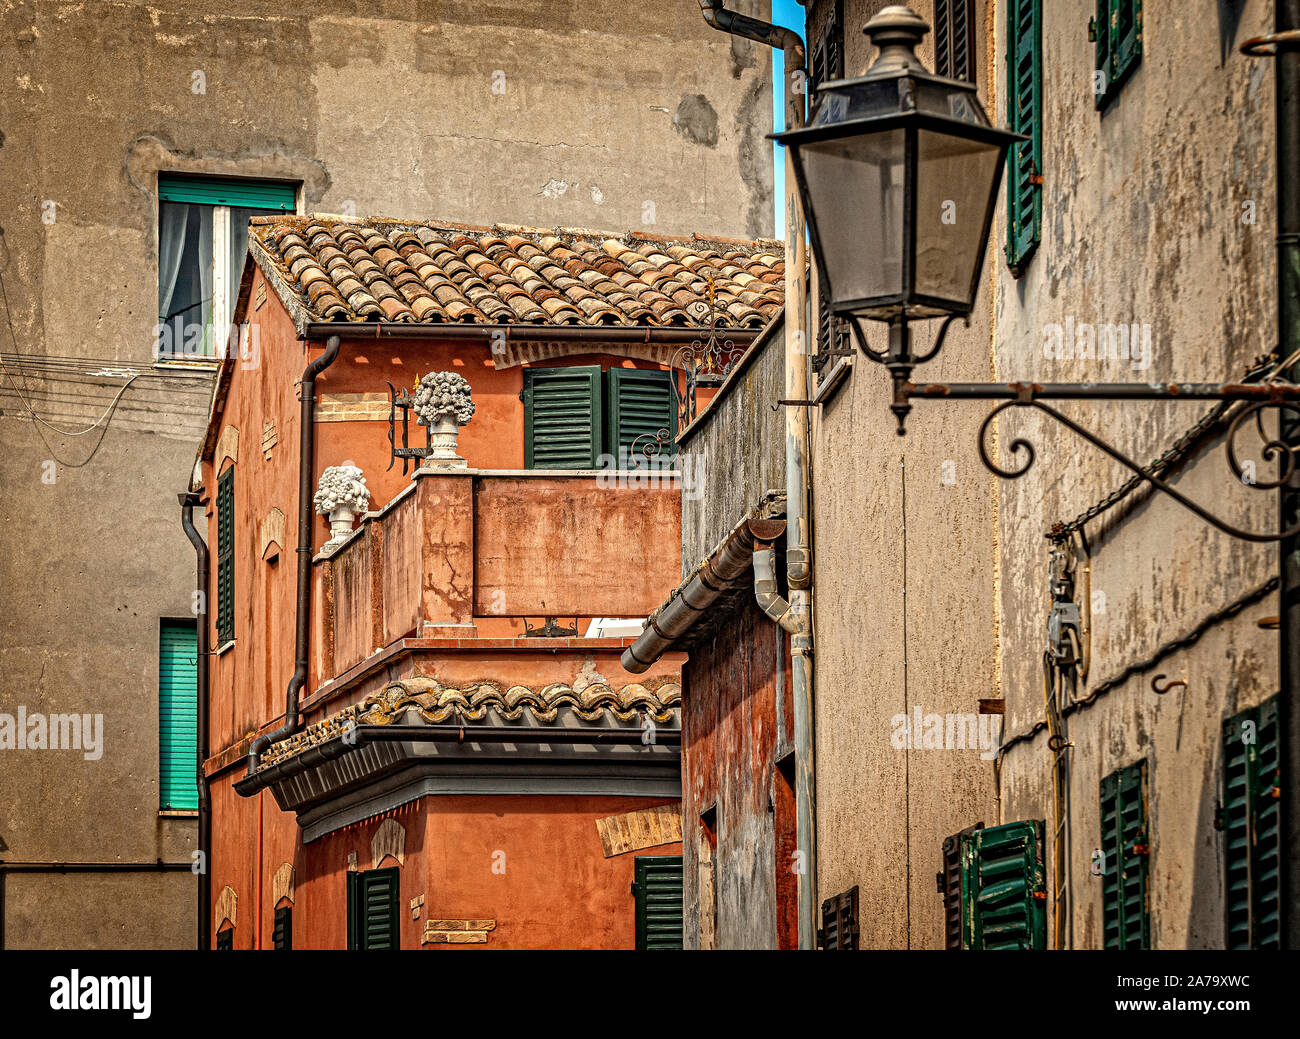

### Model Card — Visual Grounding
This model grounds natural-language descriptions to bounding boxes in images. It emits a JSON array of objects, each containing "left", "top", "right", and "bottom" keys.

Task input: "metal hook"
[{"left": 1151, "top": 674, "right": 1188, "bottom": 695}]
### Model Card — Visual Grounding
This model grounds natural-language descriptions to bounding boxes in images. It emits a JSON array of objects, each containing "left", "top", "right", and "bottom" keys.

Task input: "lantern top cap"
[{"left": 861, "top": 5, "right": 930, "bottom": 77}]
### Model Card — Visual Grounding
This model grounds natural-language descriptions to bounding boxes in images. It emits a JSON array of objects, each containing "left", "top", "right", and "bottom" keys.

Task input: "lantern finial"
[{"left": 861, "top": 6, "right": 930, "bottom": 77}]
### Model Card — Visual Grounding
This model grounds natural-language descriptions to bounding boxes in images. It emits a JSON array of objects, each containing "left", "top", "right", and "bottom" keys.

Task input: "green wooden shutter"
[
  {"left": 348, "top": 868, "right": 400, "bottom": 950},
  {"left": 1005, "top": 0, "right": 1042, "bottom": 277},
  {"left": 216, "top": 928, "right": 233, "bottom": 951},
  {"left": 939, "top": 822, "right": 983, "bottom": 949},
  {"left": 1100, "top": 761, "right": 1151, "bottom": 949},
  {"left": 158, "top": 619, "right": 198, "bottom": 811},
  {"left": 524, "top": 366, "right": 603, "bottom": 469},
  {"left": 607, "top": 368, "right": 676, "bottom": 465},
  {"left": 633, "top": 856, "right": 683, "bottom": 950},
  {"left": 934, "top": 0, "right": 975, "bottom": 83},
  {"left": 1223, "top": 695, "right": 1282, "bottom": 949},
  {"left": 961, "top": 820, "right": 1047, "bottom": 950},
  {"left": 159, "top": 174, "right": 296, "bottom": 211},
  {"left": 216, "top": 467, "right": 234, "bottom": 647},
  {"left": 272, "top": 906, "right": 293, "bottom": 950},
  {"left": 1093, "top": 1, "right": 1142, "bottom": 109}
]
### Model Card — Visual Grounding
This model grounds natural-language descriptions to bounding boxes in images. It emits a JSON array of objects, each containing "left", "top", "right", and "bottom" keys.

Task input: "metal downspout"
[
  {"left": 179, "top": 491, "right": 211, "bottom": 951},
  {"left": 246, "top": 334, "right": 342, "bottom": 775},
  {"left": 1273, "top": 0, "right": 1300, "bottom": 951},
  {"left": 699, "top": 0, "right": 817, "bottom": 950}
]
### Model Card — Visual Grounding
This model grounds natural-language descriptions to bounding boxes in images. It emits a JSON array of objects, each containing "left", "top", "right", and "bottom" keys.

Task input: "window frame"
[{"left": 155, "top": 174, "right": 298, "bottom": 365}]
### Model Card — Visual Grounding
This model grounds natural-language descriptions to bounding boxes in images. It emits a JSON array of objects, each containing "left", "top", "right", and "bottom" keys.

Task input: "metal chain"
[{"left": 1047, "top": 354, "right": 1277, "bottom": 540}]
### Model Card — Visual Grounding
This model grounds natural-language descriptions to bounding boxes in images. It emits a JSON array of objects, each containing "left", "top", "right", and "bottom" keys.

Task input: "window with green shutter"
[
  {"left": 1005, "top": 0, "right": 1042, "bottom": 278},
  {"left": 1222, "top": 694, "right": 1282, "bottom": 949},
  {"left": 273, "top": 906, "right": 293, "bottom": 950},
  {"left": 158, "top": 619, "right": 198, "bottom": 811},
  {"left": 1099, "top": 761, "right": 1151, "bottom": 949},
  {"left": 938, "top": 822, "right": 984, "bottom": 949},
  {"left": 524, "top": 366, "right": 603, "bottom": 469},
  {"left": 1092, "top": 0, "right": 1142, "bottom": 110},
  {"left": 347, "top": 867, "right": 400, "bottom": 950},
  {"left": 960, "top": 819, "right": 1047, "bottom": 950},
  {"left": 524, "top": 365, "right": 676, "bottom": 470},
  {"left": 216, "top": 466, "right": 234, "bottom": 647},
  {"left": 607, "top": 368, "right": 676, "bottom": 466},
  {"left": 633, "top": 856, "right": 683, "bottom": 950},
  {"left": 216, "top": 927, "right": 233, "bottom": 951}
]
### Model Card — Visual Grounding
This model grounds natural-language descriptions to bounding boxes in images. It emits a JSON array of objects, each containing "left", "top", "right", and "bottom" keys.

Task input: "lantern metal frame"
[{"left": 771, "top": 4, "right": 1300, "bottom": 545}]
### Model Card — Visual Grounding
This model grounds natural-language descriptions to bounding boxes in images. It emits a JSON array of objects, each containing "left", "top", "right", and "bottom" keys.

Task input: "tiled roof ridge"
[
  {"left": 248, "top": 212, "right": 783, "bottom": 252},
  {"left": 256, "top": 675, "right": 683, "bottom": 771}
]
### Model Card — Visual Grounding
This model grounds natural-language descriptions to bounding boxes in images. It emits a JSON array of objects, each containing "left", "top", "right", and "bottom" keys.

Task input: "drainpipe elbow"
[{"left": 754, "top": 545, "right": 795, "bottom": 630}]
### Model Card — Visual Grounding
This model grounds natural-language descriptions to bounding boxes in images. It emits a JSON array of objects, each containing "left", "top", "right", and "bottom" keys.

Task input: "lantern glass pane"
[
  {"left": 799, "top": 128, "right": 905, "bottom": 308},
  {"left": 914, "top": 129, "right": 1001, "bottom": 307}
]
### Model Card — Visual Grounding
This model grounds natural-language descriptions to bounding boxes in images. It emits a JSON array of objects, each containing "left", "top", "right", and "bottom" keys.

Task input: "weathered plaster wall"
[
  {"left": 992, "top": 0, "right": 1279, "bottom": 949},
  {"left": 681, "top": 599, "right": 795, "bottom": 950},
  {"left": 679, "top": 318, "right": 786, "bottom": 569},
  {"left": 0, "top": 0, "right": 771, "bottom": 948},
  {"left": 807, "top": 0, "right": 1001, "bottom": 950}
]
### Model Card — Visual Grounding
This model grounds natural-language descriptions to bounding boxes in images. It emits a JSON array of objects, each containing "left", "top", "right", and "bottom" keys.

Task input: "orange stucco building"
[{"left": 189, "top": 215, "right": 782, "bottom": 949}]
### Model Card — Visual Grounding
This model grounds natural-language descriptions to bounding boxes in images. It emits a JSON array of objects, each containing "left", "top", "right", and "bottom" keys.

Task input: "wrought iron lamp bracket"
[{"left": 845, "top": 318, "right": 1300, "bottom": 542}]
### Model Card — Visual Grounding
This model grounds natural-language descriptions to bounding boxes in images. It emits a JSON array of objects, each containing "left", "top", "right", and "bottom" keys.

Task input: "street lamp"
[
  {"left": 771, "top": 3, "right": 1300, "bottom": 545},
  {"left": 773, "top": 4, "right": 1022, "bottom": 424}
]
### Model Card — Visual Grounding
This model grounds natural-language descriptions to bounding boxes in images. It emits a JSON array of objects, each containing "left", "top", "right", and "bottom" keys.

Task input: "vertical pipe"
[
  {"left": 179, "top": 491, "right": 210, "bottom": 951},
  {"left": 1276, "top": 0, "right": 1300, "bottom": 952},
  {"left": 247, "top": 334, "right": 342, "bottom": 774}
]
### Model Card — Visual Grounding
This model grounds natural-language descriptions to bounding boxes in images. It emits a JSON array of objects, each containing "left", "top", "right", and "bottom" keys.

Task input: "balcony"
[{"left": 313, "top": 468, "right": 682, "bottom": 683}]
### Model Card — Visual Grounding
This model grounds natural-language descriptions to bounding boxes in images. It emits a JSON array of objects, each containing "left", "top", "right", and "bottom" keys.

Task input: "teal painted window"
[
  {"left": 347, "top": 868, "right": 400, "bottom": 950},
  {"left": 156, "top": 174, "right": 296, "bottom": 359},
  {"left": 216, "top": 467, "right": 234, "bottom": 647},
  {"left": 960, "top": 820, "right": 1047, "bottom": 950},
  {"left": 1100, "top": 760, "right": 1151, "bottom": 949},
  {"left": 1093, "top": 0, "right": 1142, "bottom": 109},
  {"left": 158, "top": 619, "right": 198, "bottom": 811},
  {"left": 1005, "top": 0, "right": 1042, "bottom": 277},
  {"left": 1222, "top": 694, "right": 1282, "bottom": 949},
  {"left": 273, "top": 906, "right": 293, "bottom": 950},
  {"left": 523, "top": 366, "right": 676, "bottom": 470},
  {"left": 633, "top": 856, "right": 683, "bottom": 950}
]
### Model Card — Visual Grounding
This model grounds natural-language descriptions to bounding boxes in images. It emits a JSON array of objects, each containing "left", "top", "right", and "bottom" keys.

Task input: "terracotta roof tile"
[{"left": 246, "top": 215, "right": 785, "bottom": 328}]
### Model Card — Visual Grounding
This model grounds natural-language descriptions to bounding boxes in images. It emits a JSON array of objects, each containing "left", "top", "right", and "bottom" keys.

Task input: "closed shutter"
[
  {"left": 633, "top": 856, "right": 683, "bottom": 950},
  {"left": 934, "top": 0, "right": 976, "bottom": 83},
  {"left": 810, "top": 0, "right": 843, "bottom": 98},
  {"left": 159, "top": 173, "right": 296, "bottom": 211},
  {"left": 939, "top": 822, "right": 983, "bottom": 949},
  {"left": 216, "top": 467, "right": 234, "bottom": 646},
  {"left": 158, "top": 620, "right": 198, "bottom": 811},
  {"left": 524, "top": 366, "right": 602, "bottom": 469},
  {"left": 1100, "top": 761, "right": 1150, "bottom": 949},
  {"left": 216, "top": 928, "right": 233, "bottom": 951},
  {"left": 818, "top": 886, "right": 860, "bottom": 950},
  {"left": 961, "top": 820, "right": 1047, "bottom": 950},
  {"left": 347, "top": 868, "right": 400, "bottom": 950},
  {"left": 1004, "top": 0, "right": 1042, "bottom": 277},
  {"left": 1223, "top": 695, "right": 1282, "bottom": 949},
  {"left": 607, "top": 368, "right": 676, "bottom": 465},
  {"left": 273, "top": 906, "right": 293, "bottom": 950},
  {"left": 1094, "top": 1, "right": 1142, "bottom": 108}
]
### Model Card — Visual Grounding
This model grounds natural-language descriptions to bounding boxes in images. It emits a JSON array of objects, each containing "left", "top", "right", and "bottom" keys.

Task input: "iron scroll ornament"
[{"left": 975, "top": 397, "right": 1300, "bottom": 544}]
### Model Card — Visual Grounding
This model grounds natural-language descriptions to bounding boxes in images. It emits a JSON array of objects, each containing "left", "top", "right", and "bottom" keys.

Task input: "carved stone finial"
[{"left": 314, "top": 464, "right": 370, "bottom": 548}]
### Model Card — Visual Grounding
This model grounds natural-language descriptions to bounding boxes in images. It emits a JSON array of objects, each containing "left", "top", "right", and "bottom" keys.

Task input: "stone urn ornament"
[
  {"left": 314, "top": 464, "right": 370, "bottom": 549},
  {"left": 411, "top": 370, "right": 475, "bottom": 468}
]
